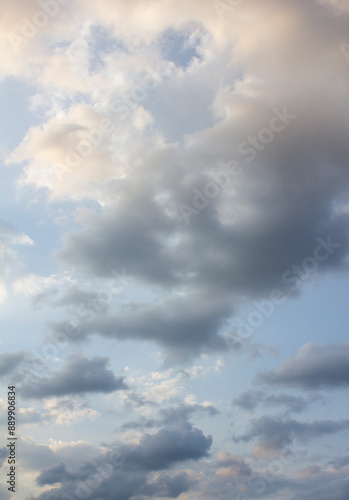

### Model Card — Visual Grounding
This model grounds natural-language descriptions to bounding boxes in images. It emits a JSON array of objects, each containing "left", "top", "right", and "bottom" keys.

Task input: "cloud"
[
  {"left": 139, "top": 471, "right": 199, "bottom": 498},
  {"left": 5, "top": 0, "right": 349, "bottom": 364},
  {"left": 233, "top": 389, "right": 321, "bottom": 413},
  {"left": 17, "top": 436, "right": 104, "bottom": 475},
  {"left": 122, "top": 402, "right": 220, "bottom": 431},
  {"left": 31, "top": 417, "right": 211, "bottom": 500},
  {"left": 19, "top": 354, "right": 127, "bottom": 399},
  {"left": 12, "top": 273, "right": 73, "bottom": 297},
  {"left": 0, "top": 447, "right": 7, "bottom": 466},
  {"left": 36, "top": 461, "right": 74, "bottom": 486},
  {"left": 291, "top": 479, "right": 349, "bottom": 500},
  {"left": 0, "top": 486, "right": 10, "bottom": 500},
  {"left": 216, "top": 451, "right": 252, "bottom": 478},
  {"left": 257, "top": 343, "right": 349, "bottom": 389},
  {"left": 122, "top": 419, "right": 212, "bottom": 470},
  {"left": 3, "top": 1, "right": 349, "bottom": 498},
  {"left": 0, "top": 351, "right": 28, "bottom": 377},
  {"left": 288, "top": 461, "right": 349, "bottom": 500},
  {"left": 0, "top": 352, "right": 41, "bottom": 386},
  {"left": 48, "top": 290, "right": 234, "bottom": 363},
  {"left": 0, "top": 219, "right": 34, "bottom": 303},
  {"left": 233, "top": 415, "right": 349, "bottom": 458}
]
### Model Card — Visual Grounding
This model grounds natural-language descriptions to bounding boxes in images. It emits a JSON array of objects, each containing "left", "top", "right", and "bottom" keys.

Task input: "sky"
[{"left": 1, "top": 0, "right": 349, "bottom": 499}]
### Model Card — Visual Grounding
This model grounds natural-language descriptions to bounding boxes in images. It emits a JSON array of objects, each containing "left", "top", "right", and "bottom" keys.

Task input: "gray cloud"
[
  {"left": 19, "top": 354, "right": 127, "bottom": 399},
  {"left": 233, "top": 390, "right": 321, "bottom": 413},
  {"left": 122, "top": 403, "right": 220, "bottom": 430},
  {"left": 216, "top": 451, "right": 252, "bottom": 477},
  {"left": 0, "top": 352, "right": 28, "bottom": 377},
  {"left": 138, "top": 471, "right": 199, "bottom": 498},
  {"left": 233, "top": 390, "right": 265, "bottom": 412},
  {"left": 291, "top": 479, "right": 349, "bottom": 500},
  {"left": 0, "top": 447, "right": 7, "bottom": 467},
  {"left": 257, "top": 343, "right": 349, "bottom": 389},
  {"left": 49, "top": 290, "right": 234, "bottom": 364},
  {"left": 36, "top": 462, "right": 75, "bottom": 486},
  {"left": 32, "top": 418, "right": 211, "bottom": 500},
  {"left": 233, "top": 416, "right": 349, "bottom": 455},
  {"left": 122, "top": 419, "right": 212, "bottom": 470},
  {"left": 0, "top": 486, "right": 10, "bottom": 500}
]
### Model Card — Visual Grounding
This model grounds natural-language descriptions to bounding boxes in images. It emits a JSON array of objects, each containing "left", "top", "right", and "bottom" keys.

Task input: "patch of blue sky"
[
  {"left": 88, "top": 25, "right": 127, "bottom": 73},
  {"left": 158, "top": 27, "right": 202, "bottom": 69},
  {"left": 0, "top": 77, "right": 39, "bottom": 150}
]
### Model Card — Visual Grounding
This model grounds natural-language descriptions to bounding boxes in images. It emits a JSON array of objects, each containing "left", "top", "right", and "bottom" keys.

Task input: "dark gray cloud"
[
  {"left": 49, "top": 290, "right": 234, "bottom": 363},
  {"left": 234, "top": 415, "right": 349, "bottom": 455},
  {"left": 138, "top": 471, "right": 198, "bottom": 498},
  {"left": 122, "top": 419, "right": 212, "bottom": 470},
  {"left": 233, "top": 390, "right": 321, "bottom": 413},
  {"left": 0, "top": 351, "right": 42, "bottom": 386},
  {"left": 32, "top": 418, "right": 211, "bottom": 500},
  {"left": 19, "top": 354, "right": 127, "bottom": 399},
  {"left": 257, "top": 343, "right": 349, "bottom": 389},
  {"left": 36, "top": 462, "right": 75, "bottom": 486},
  {"left": 0, "top": 352, "right": 28, "bottom": 377}
]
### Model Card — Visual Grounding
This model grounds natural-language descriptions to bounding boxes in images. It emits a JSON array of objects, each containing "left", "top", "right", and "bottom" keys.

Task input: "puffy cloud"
[
  {"left": 19, "top": 354, "right": 127, "bottom": 399},
  {"left": 18, "top": 399, "right": 100, "bottom": 426},
  {"left": 216, "top": 451, "right": 252, "bottom": 478},
  {"left": 257, "top": 343, "right": 349, "bottom": 389},
  {"left": 5, "top": 0, "right": 349, "bottom": 364},
  {"left": 31, "top": 418, "right": 211, "bottom": 500},
  {"left": 122, "top": 419, "right": 212, "bottom": 470}
]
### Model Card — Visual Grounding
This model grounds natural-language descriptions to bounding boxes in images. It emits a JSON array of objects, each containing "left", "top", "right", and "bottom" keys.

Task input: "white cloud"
[{"left": 13, "top": 272, "right": 73, "bottom": 296}]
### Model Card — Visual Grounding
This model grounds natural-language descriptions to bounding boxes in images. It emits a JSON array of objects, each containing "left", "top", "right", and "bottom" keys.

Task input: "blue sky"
[{"left": 1, "top": 1, "right": 349, "bottom": 499}]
